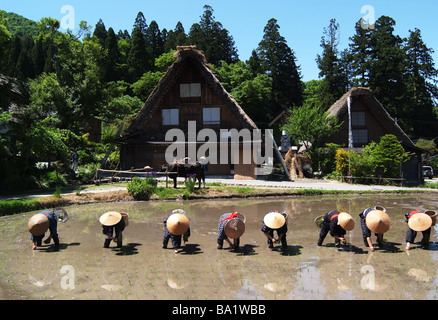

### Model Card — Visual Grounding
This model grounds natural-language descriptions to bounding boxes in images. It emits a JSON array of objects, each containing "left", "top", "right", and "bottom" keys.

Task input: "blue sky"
[{"left": 1, "top": 0, "right": 437, "bottom": 81}]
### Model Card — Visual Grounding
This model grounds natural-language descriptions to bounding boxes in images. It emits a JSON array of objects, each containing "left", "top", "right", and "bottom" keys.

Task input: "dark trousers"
[
  {"left": 217, "top": 237, "right": 240, "bottom": 249},
  {"left": 406, "top": 228, "right": 431, "bottom": 247},
  {"left": 104, "top": 237, "right": 122, "bottom": 248},
  {"left": 318, "top": 223, "right": 331, "bottom": 246},
  {"left": 317, "top": 223, "right": 342, "bottom": 247},
  {"left": 163, "top": 230, "right": 182, "bottom": 249},
  {"left": 266, "top": 230, "right": 287, "bottom": 248}
]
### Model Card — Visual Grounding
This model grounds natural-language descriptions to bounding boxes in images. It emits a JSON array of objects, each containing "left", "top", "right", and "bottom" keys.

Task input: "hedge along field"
[
  {"left": 1, "top": 194, "right": 438, "bottom": 300},
  {"left": 0, "top": 197, "right": 70, "bottom": 216}
]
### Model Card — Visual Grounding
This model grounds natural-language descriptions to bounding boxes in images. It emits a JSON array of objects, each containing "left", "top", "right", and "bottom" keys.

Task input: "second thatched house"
[
  {"left": 327, "top": 87, "right": 424, "bottom": 185},
  {"left": 118, "top": 47, "right": 261, "bottom": 179}
]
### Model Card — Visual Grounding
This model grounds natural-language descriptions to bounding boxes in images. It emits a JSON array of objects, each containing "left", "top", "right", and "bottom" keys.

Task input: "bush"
[
  {"left": 127, "top": 177, "right": 156, "bottom": 200},
  {"left": 185, "top": 174, "right": 197, "bottom": 192},
  {"left": 145, "top": 171, "right": 158, "bottom": 187},
  {"left": 76, "top": 163, "right": 101, "bottom": 184},
  {"left": 43, "top": 170, "right": 68, "bottom": 188}
]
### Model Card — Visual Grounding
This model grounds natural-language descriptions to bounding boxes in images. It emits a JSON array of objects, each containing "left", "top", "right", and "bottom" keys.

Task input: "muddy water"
[{"left": 1, "top": 194, "right": 438, "bottom": 300}]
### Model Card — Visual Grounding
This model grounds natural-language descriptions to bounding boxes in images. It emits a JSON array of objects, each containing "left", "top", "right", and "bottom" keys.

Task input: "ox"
[{"left": 160, "top": 162, "right": 205, "bottom": 189}]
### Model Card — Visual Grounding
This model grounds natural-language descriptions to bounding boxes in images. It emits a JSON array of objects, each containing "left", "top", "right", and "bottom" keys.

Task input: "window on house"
[
  {"left": 351, "top": 111, "right": 366, "bottom": 126},
  {"left": 180, "top": 83, "right": 201, "bottom": 97},
  {"left": 352, "top": 129, "right": 368, "bottom": 145},
  {"left": 162, "top": 109, "right": 179, "bottom": 126},
  {"left": 203, "top": 107, "right": 220, "bottom": 125}
]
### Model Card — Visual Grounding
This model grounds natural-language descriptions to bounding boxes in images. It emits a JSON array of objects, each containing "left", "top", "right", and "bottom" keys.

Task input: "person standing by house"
[
  {"left": 100, "top": 211, "right": 125, "bottom": 248},
  {"left": 217, "top": 212, "right": 245, "bottom": 251},
  {"left": 317, "top": 210, "right": 355, "bottom": 247},
  {"left": 199, "top": 156, "right": 209, "bottom": 188},
  {"left": 359, "top": 206, "right": 391, "bottom": 251},
  {"left": 163, "top": 209, "right": 191, "bottom": 253},
  {"left": 71, "top": 149, "right": 79, "bottom": 171},
  {"left": 28, "top": 210, "right": 61, "bottom": 251},
  {"left": 405, "top": 210, "right": 436, "bottom": 250},
  {"left": 261, "top": 210, "right": 288, "bottom": 250}
]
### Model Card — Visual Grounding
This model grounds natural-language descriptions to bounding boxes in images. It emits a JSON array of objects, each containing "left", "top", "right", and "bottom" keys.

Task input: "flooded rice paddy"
[{"left": 1, "top": 194, "right": 438, "bottom": 300}]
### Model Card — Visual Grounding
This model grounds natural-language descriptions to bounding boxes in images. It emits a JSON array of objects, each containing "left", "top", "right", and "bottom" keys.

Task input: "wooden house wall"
[
  {"left": 328, "top": 98, "right": 390, "bottom": 148},
  {"left": 121, "top": 143, "right": 256, "bottom": 179}
]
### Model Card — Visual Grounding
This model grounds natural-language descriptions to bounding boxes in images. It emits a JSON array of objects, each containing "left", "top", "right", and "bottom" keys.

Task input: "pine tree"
[
  {"left": 132, "top": 11, "right": 147, "bottom": 36},
  {"left": 255, "top": 18, "right": 304, "bottom": 115},
  {"left": 316, "top": 19, "right": 348, "bottom": 109},
  {"left": 33, "top": 37, "right": 45, "bottom": 77},
  {"left": 367, "top": 16, "right": 407, "bottom": 119},
  {"left": 146, "top": 20, "right": 164, "bottom": 68},
  {"left": 127, "top": 12, "right": 150, "bottom": 82},
  {"left": 105, "top": 27, "right": 121, "bottom": 82},
  {"left": 188, "top": 5, "right": 238, "bottom": 65},
  {"left": 7, "top": 35, "right": 21, "bottom": 76},
  {"left": 16, "top": 35, "right": 35, "bottom": 79},
  {"left": 348, "top": 19, "right": 373, "bottom": 87},
  {"left": 164, "top": 21, "right": 187, "bottom": 52},
  {"left": 404, "top": 28, "right": 438, "bottom": 138},
  {"left": 93, "top": 18, "right": 107, "bottom": 47}
]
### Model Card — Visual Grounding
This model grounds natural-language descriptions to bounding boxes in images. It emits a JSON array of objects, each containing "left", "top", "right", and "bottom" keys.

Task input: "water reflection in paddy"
[{"left": 2, "top": 194, "right": 438, "bottom": 300}]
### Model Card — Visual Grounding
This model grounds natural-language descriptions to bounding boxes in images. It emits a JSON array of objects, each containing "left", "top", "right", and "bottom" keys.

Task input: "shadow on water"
[
  {"left": 378, "top": 241, "right": 403, "bottom": 253},
  {"left": 405, "top": 242, "right": 438, "bottom": 251},
  {"left": 226, "top": 244, "right": 258, "bottom": 256},
  {"left": 113, "top": 242, "right": 142, "bottom": 256},
  {"left": 179, "top": 243, "right": 203, "bottom": 255},
  {"left": 40, "top": 242, "right": 80, "bottom": 253},
  {"left": 271, "top": 245, "right": 303, "bottom": 256},
  {"left": 323, "top": 243, "right": 367, "bottom": 254}
]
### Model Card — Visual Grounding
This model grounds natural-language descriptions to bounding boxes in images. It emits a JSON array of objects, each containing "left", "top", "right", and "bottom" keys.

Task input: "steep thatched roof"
[
  {"left": 327, "top": 87, "right": 417, "bottom": 149},
  {"left": 124, "top": 47, "right": 257, "bottom": 135}
]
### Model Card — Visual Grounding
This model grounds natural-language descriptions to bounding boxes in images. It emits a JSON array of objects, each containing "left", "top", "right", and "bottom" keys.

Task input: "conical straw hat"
[
  {"left": 366, "top": 210, "right": 391, "bottom": 234},
  {"left": 338, "top": 212, "right": 355, "bottom": 231},
  {"left": 167, "top": 213, "right": 190, "bottom": 235},
  {"left": 408, "top": 213, "right": 432, "bottom": 232},
  {"left": 263, "top": 212, "right": 286, "bottom": 229},
  {"left": 28, "top": 214, "right": 50, "bottom": 236},
  {"left": 224, "top": 218, "right": 245, "bottom": 239},
  {"left": 99, "top": 211, "right": 122, "bottom": 226}
]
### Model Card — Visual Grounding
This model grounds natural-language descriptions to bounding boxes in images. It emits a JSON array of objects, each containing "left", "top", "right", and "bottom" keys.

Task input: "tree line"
[{"left": 0, "top": 5, "right": 437, "bottom": 192}]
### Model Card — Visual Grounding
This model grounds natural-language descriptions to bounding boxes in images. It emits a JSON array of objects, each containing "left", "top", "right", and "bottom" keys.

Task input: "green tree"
[
  {"left": 368, "top": 16, "right": 407, "bottom": 121},
  {"left": 0, "top": 11, "right": 11, "bottom": 74},
  {"left": 253, "top": 18, "right": 304, "bottom": 115},
  {"left": 16, "top": 35, "right": 35, "bottom": 79},
  {"left": 281, "top": 104, "right": 340, "bottom": 171},
  {"left": 128, "top": 26, "right": 149, "bottom": 82},
  {"left": 316, "top": 19, "right": 348, "bottom": 109},
  {"left": 92, "top": 18, "right": 107, "bottom": 46},
  {"left": 146, "top": 20, "right": 164, "bottom": 68},
  {"left": 404, "top": 28, "right": 438, "bottom": 138},
  {"left": 370, "top": 134, "right": 406, "bottom": 178},
  {"left": 131, "top": 70, "right": 164, "bottom": 101},
  {"left": 231, "top": 74, "right": 272, "bottom": 127},
  {"left": 348, "top": 19, "right": 372, "bottom": 87},
  {"left": 27, "top": 72, "right": 72, "bottom": 127},
  {"left": 104, "top": 27, "right": 121, "bottom": 82},
  {"left": 164, "top": 21, "right": 187, "bottom": 52},
  {"left": 188, "top": 5, "right": 238, "bottom": 65},
  {"left": 32, "top": 37, "right": 45, "bottom": 77},
  {"left": 127, "top": 12, "right": 151, "bottom": 82},
  {"left": 415, "top": 139, "right": 437, "bottom": 156}
]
